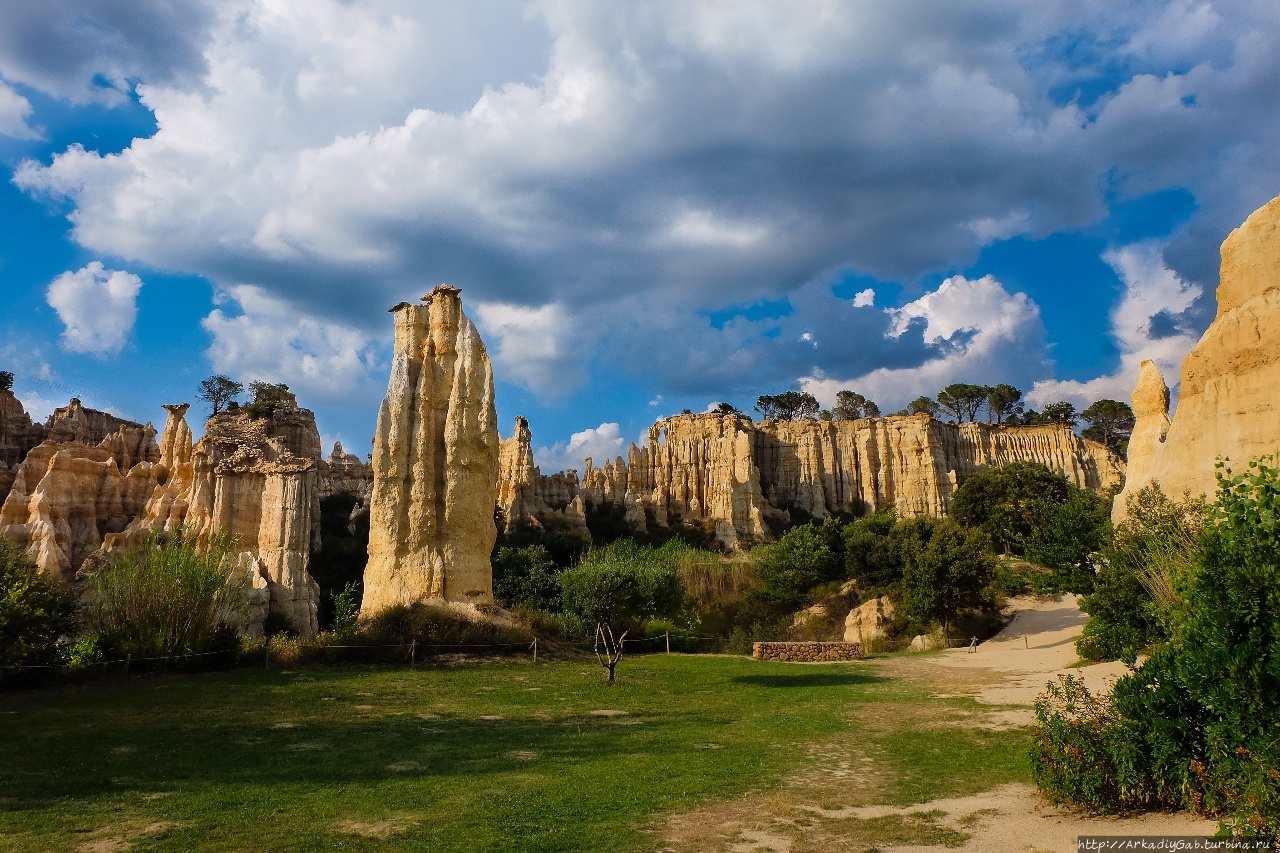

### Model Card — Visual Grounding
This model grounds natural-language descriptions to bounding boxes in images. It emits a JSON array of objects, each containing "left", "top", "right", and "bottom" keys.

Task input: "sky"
[{"left": 1, "top": 1, "right": 1278, "bottom": 474}]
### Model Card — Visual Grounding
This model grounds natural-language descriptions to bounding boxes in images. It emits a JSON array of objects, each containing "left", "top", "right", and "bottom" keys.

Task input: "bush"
[
  {"left": 559, "top": 540, "right": 684, "bottom": 631},
  {"left": 842, "top": 510, "right": 903, "bottom": 594},
  {"left": 750, "top": 522, "right": 842, "bottom": 608},
  {"left": 360, "top": 602, "right": 533, "bottom": 653},
  {"left": 493, "top": 544, "right": 565, "bottom": 612},
  {"left": 0, "top": 541, "right": 76, "bottom": 681},
  {"left": 1032, "top": 457, "right": 1280, "bottom": 839},
  {"left": 1076, "top": 485, "right": 1207, "bottom": 662},
  {"left": 331, "top": 581, "right": 360, "bottom": 640},
  {"left": 1021, "top": 487, "right": 1111, "bottom": 592},
  {"left": 951, "top": 462, "right": 1071, "bottom": 554},
  {"left": 85, "top": 530, "right": 245, "bottom": 661},
  {"left": 899, "top": 518, "right": 995, "bottom": 642}
]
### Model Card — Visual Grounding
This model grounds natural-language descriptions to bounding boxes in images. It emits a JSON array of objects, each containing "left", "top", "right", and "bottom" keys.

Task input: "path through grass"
[{"left": 0, "top": 655, "right": 1028, "bottom": 852}]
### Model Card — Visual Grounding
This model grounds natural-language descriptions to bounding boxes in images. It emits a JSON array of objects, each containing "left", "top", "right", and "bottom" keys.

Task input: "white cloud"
[
  {"left": 472, "top": 300, "right": 587, "bottom": 396},
  {"left": 802, "top": 275, "right": 1047, "bottom": 412},
  {"left": 46, "top": 262, "right": 142, "bottom": 356},
  {"left": 534, "top": 421, "right": 625, "bottom": 473},
  {"left": 11, "top": 388, "right": 59, "bottom": 422},
  {"left": 1028, "top": 242, "right": 1202, "bottom": 408},
  {"left": 852, "top": 288, "right": 875, "bottom": 308},
  {"left": 0, "top": 80, "right": 39, "bottom": 138},
  {"left": 201, "top": 285, "right": 386, "bottom": 405}
]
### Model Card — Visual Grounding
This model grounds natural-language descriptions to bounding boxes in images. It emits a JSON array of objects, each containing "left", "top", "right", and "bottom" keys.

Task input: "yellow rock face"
[
  {"left": 1117, "top": 194, "right": 1280, "bottom": 520},
  {"left": 496, "top": 416, "right": 589, "bottom": 541},
  {"left": 362, "top": 286, "right": 500, "bottom": 613}
]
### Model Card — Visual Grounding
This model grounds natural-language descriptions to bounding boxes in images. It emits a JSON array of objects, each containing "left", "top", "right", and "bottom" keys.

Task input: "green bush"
[
  {"left": 1021, "top": 487, "right": 1111, "bottom": 592},
  {"left": 950, "top": 462, "right": 1070, "bottom": 554},
  {"left": 1032, "top": 457, "right": 1280, "bottom": 839},
  {"left": 330, "top": 581, "right": 360, "bottom": 640},
  {"left": 899, "top": 518, "right": 995, "bottom": 642},
  {"left": 750, "top": 522, "right": 842, "bottom": 608},
  {"left": 85, "top": 530, "right": 245, "bottom": 661},
  {"left": 0, "top": 541, "right": 76, "bottom": 682},
  {"left": 842, "top": 510, "right": 903, "bottom": 594},
  {"left": 559, "top": 540, "right": 684, "bottom": 632},
  {"left": 493, "top": 544, "right": 565, "bottom": 612},
  {"left": 359, "top": 602, "right": 533, "bottom": 654},
  {"left": 1076, "top": 485, "right": 1207, "bottom": 662}
]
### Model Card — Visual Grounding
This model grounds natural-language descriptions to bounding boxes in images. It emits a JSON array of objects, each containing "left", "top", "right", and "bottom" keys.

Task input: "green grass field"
[{"left": 0, "top": 655, "right": 1029, "bottom": 852}]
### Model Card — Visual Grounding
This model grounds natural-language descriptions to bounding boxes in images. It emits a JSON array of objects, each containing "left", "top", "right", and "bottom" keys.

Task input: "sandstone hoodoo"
[
  {"left": 0, "top": 388, "right": 49, "bottom": 503},
  {"left": 496, "top": 416, "right": 590, "bottom": 541},
  {"left": 319, "top": 441, "right": 373, "bottom": 500},
  {"left": 363, "top": 285, "right": 500, "bottom": 613},
  {"left": 1117, "top": 193, "right": 1280, "bottom": 519}
]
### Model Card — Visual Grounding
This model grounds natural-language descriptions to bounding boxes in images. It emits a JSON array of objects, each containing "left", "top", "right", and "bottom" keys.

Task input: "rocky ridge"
[
  {"left": 1118, "top": 193, "right": 1280, "bottom": 518},
  {"left": 496, "top": 417, "right": 589, "bottom": 540},
  {"left": 319, "top": 441, "right": 373, "bottom": 500},
  {"left": 363, "top": 285, "right": 500, "bottom": 612}
]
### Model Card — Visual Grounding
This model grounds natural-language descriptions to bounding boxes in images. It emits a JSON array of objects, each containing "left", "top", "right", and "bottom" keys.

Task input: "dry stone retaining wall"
[{"left": 752, "top": 641, "right": 863, "bottom": 662}]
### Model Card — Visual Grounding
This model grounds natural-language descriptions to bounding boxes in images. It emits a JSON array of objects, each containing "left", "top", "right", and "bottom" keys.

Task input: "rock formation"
[
  {"left": 363, "top": 285, "right": 500, "bottom": 613},
  {"left": 318, "top": 441, "right": 374, "bottom": 499},
  {"left": 106, "top": 395, "right": 324, "bottom": 634},
  {"left": 0, "top": 389, "right": 47, "bottom": 503},
  {"left": 575, "top": 412, "right": 1122, "bottom": 548},
  {"left": 0, "top": 399, "right": 162, "bottom": 583},
  {"left": 496, "top": 417, "right": 589, "bottom": 540},
  {"left": 1117, "top": 193, "right": 1280, "bottom": 519},
  {"left": 844, "top": 596, "right": 896, "bottom": 646}
]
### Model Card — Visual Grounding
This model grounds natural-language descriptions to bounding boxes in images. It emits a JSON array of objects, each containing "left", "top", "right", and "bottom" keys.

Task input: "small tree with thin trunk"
[
  {"left": 0, "top": 371, "right": 13, "bottom": 393},
  {"left": 559, "top": 541, "right": 684, "bottom": 684},
  {"left": 900, "top": 519, "right": 995, "bottom": 645},
  {"left": 986, "top": 384, "right": 1024, "bottom": 424},
  {"left": 197, "top": 375, "right": 243, "bottom": 416}
]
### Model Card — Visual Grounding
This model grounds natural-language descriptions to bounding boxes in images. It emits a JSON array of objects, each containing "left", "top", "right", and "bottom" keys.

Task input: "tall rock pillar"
[{"left": 363, "top": 285, "right": 500, "bottom": 612}]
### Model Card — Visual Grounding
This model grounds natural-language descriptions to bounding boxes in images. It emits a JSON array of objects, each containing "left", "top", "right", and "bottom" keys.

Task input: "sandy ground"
[{"left": 658, "top": 594, "right": 1217, "bottom": 853}]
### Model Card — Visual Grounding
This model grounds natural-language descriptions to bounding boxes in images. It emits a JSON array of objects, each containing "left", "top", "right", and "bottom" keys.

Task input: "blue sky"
[{"left": 1, "top": 1, "right": 1278, "bottom": 472}]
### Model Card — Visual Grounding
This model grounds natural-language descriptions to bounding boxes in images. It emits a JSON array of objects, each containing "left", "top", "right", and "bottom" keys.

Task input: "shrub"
[
  {"left": 331, "top": 582, "right": 360, "bottom": 640},
  {"left": 85, "top": 530, "right": 245, "bottom": 661},
  {"left": 1021, "top": 487, "right": 1111, "bottom": 592},
  {"left": 899, "top": 518, "right": 995, "bottom": 643},
  {"left": 950, "top": 462, "right": 1070, "bottom": 554},
  {"left": 1032, "top": 457, "right": 1280, "bottom": 839},
  {"left": 842, "top": 510, "right": 903, "bottom": 593},
  {"left": 559, "top": 540, "right": 684, "bottom": 630},
  {"left": 360, "top": 602, "right": 532, "bottom": 654},
  {"left": 493, "top": 544, "right": 565, "bottom": 612},
  {"left": 0, "top": 541, "right": 76, "bottom": 681},
  {"left": 750, "top": 522, "right": 842, "bottom": 608}
]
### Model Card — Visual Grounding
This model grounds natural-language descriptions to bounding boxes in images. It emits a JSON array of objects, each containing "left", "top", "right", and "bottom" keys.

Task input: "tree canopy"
[
  {"left": 949, "top": 461, "right": 1072, "bottom": 554},
  {"left": 831, "top": 390, "right": 881, "bottom": 421},
  {"left": 196, "top": 375, "right": 243, "bottom": 416},
  {"left": 899, "top": 518, "right": 995, "bottom": 642},
  {"left": 0, "top": 371, "right": 12, "bottom": 393},
  {"left": 936, "top": 383, "right": 989, "bottom": 423},
  {"left": 754, "top": 391, "right": 820, "bottom": 421},
  {"left": 1081, "top": 400, "right": 1135, "bottom": 457},
  {"left": 900, "top": 396, "right": 941, "bottom": 418},
  {"left": 985, "top": 384, "right": 1024, "bottom": 424}
]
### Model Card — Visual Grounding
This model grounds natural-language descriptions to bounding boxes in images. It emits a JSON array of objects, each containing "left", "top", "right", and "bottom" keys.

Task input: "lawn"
[{"left": 0, "top": 655, "right": 1029, "bottom": 852}]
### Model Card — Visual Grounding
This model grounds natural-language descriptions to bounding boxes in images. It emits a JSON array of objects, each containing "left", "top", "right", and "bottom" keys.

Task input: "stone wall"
[{"left": 752, "top": 641, "right": 863, "bottom": 662}]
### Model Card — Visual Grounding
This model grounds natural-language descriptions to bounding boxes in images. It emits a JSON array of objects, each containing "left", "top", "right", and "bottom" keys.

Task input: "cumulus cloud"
[
  {"left": 10, "top": 0, "right": 1280, "bottom": 403},
  {"left": 1028, "top": 242, "right": 1203, "bottom": 407},
  {"left": 201, "top": 285, "right": 386, "bottom": 406},
  {"left": 0, "top": 81, "right": 39, "bottom": 138},
  {"left": 534, "top": 422, "right": 625, "bottom": 473},
  {"left": 46, "top": 262, "right": 142, "bottom": 356},
  {"left": 802, "top": 275, "right": 1048, "bottom": 412}
]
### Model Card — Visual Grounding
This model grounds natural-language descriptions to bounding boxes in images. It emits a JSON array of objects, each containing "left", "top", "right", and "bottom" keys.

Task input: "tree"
[
  {"left": 248, "top": 381, "right": 292, "bottom": 404},
  {"left": 560, "top": 541, "right": 684, "bottom": 683},
  {"left": 712, "top": 401, "right": 744, "bottom": 417},
  {"left": 986, "top": 384, "right": 1024, "bottom": 424},
  {"left": 900, "top": 519, "right": 995, "bottom": 643},
  {"left": 0, "top": 371, "right": 13, "bottom": 392},
  {"left": 754, "top": 391, "right": 820, "bottom": 421},
  {"left": 842, "top": 511, "right": 904, "bottom": 593},
  {"left": 950, "top": 461, "right": 1072, "bottom": 554},
  {"left": 0, "top": 540, "right": 76, "bottom": 681},
  {"left": 751, "top": 523, "right": 842, "bottom": 608},
  {"left": 493, "top": 544, "right": 564, "bottom": 613},
  {"left": 900, "top": 396, "right": 942, "bottom": 418},
  {"left": 1081, "top": 400, "right": 1135, "bottom": 457},
  {"left": 197, "top": 375, "right": 243, "bottom": 416},
  {"left": 832, "top": 390, "right": 881, "bottom": 420},
  {"left": 1042, "top": 401, "right": 1078, "bottom": 426},
  {"left": 1022, "top": 487, "right": 1112, "bottom": 591},
  {"left": 936, "top": 383, "right": 990, "bottom": 423}
]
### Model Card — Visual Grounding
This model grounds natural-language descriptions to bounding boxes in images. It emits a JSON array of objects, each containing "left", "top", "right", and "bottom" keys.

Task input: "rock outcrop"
[
  {"left": 0, "top": 390, "right": 47, "bottom": 503},
  {"left": 496, "top": 417, "right": 589, "bottom": 540},
  {"left": 844, "top": 596, "right": 896, "bottom": 646},
  {"left": 318, "top": 441, "right": 373, "bottom": 499},
  {"left": 363, "top": 286, "right": 500, "bottom": 613},
  {"left": 1117, "top": 193, "right": 1280, "bottom": 519},
  {"left": 577, "top": 412, "right": 1122, "bottom": 548},
  {"left": 106, "top": 395, "right": 324, "bottom": 634}
]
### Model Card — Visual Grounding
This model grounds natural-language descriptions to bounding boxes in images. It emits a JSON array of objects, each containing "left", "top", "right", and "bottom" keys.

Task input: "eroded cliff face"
[
  {"left": 106, "top": 397, "right": 324, "bottom": 634},
  {"left": 0, "top": 390, "right": 47, "bottom": 503},
  {"left": 318, "top": 441, "right": 373, "bottom": 499},
  {"left": 0, "top": 405, "right": 161, "bottom": 583},
  {"left": 1117, "top": 194, "right": 1280, "bottom": 519},
  {"left": 496, "top": 417, "right": 589, "bottom": 540},
  {"left": 363, "top": 285, "right": 499, "bottom": 612},
  {"left": 573, "top": 412, "right": 1123, "bottom": 548}
]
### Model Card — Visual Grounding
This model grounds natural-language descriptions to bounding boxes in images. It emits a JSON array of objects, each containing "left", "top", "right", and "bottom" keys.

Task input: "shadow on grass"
[{"left": 731, "top": 672, "right": 887, "bottom": 688}]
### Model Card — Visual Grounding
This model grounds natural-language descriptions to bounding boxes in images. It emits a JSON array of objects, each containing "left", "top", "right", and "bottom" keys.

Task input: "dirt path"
[{"left": 657, "top": 595, "right": 1216, "bottom": 852}]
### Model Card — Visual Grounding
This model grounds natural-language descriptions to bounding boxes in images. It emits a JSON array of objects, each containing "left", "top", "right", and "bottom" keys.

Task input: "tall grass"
[
  {"left": 87, "top": 530, "right": 246, "bottom": 658},
  {"left": 675, "top": 549, "right": 755, "bottom": 608}
]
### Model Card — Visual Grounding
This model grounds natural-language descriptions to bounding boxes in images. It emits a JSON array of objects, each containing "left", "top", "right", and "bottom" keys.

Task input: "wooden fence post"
[
  {"left": 264, "top": 635, "right": 270, "bottom": 671},
  {"left": 410, "top": 639, "right": 416, "bottom": 669},
  {"left": 665, "top": 631, "right": 670, "bottom": 654},
  {"left": 532, "top": 637, "right": 538, "bottom": 664}
]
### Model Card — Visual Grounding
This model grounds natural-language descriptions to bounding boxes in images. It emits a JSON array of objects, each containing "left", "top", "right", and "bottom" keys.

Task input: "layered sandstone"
[
  {"left": 496, "top": 417, "right": 589, "bottom": 540},
  {"left": 0, "top": 390, "right": 47, "bottom": 503},
  {"left": 107, "top": 396, "right": 324, "bottom": 634},
  {"left": 844, "top": 596, "right": 896, "bottom": 646},
  {"left": 1117, "top": 194, "right": 1280, "bottom": 518},
  {"left": 363, "top": 286, "right": 500, "bottom": 613},
  {"left": 318, "top": 441, "right": 374, "bottom": 499},
  {"left": 578, "top": 413, "right": 1122, "bottom": 547}
]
